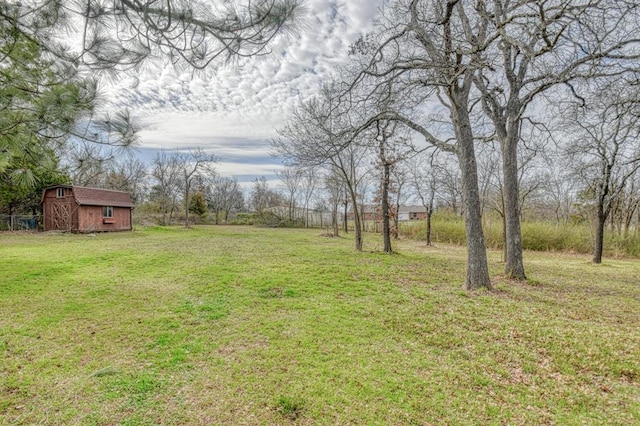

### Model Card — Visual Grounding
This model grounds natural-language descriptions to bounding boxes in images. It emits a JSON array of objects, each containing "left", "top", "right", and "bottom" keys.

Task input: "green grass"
[{"left": 1, "top": 226, "right": 639, "bottom": 424}]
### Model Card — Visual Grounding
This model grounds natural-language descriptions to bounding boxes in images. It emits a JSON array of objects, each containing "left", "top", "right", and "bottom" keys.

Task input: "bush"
[
  {"left": 520, "top": 222, "right": 592, "bottom": 253},
  {"left": 250, "top": 212, "right": 306, "bottom": 228},
  {"left": 230, "top": 213, "right": 255, "bottom": 225}
]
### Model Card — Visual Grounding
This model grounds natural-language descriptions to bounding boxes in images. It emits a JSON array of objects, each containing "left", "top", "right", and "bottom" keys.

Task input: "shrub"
[
  {"left": 398, "top": 214, "right": 640, "bottom": 258},
  {"left": 230, "top": 213, "right": 255, "bottom": 225},
  {"left": 251, "top": 211, "right": 305, "bottom": 228}
]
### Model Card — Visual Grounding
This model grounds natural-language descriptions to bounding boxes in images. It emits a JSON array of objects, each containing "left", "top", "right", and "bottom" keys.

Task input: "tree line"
[{"left": 272, "top": 0, "right": 640, "bottom": 289}]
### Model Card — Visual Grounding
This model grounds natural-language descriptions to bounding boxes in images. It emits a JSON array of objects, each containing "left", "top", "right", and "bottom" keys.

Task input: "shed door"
[{"left": 51, "top": 202, "right": 71, "bottom": 230}]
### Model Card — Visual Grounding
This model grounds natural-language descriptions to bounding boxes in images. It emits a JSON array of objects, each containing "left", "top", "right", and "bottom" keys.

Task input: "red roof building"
[{"left": 41, "top": 185, "right": 134, "bottom": 232}]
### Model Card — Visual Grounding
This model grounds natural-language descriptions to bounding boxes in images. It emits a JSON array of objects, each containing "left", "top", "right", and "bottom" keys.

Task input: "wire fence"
[{"left": 0, "top": 215, "right": 40, "bottom": 231}]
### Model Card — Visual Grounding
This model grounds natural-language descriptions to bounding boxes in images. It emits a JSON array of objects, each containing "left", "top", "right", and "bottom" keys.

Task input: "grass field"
[{"left": 1, "top": 226, "right": 639, "bottom": 425}]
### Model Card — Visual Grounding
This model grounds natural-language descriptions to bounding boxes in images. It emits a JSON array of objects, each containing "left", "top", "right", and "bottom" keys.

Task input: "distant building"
[
  {"left": 350, "top": 205, "right": 428, "bottom": 222},
  {"left": 41, "top": 185, "right": 134, "bottom": 233},
  {"left": 398, "top": 205, "right": 428, "bottom": 221}
]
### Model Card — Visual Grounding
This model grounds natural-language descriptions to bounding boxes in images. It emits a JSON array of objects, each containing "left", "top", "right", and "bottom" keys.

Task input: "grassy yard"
[{"left": 1, "top": 226, "right": 639, "bottom": 425}]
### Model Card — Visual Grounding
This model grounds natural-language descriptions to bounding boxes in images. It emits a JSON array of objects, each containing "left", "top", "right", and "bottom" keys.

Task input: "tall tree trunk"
[
  {"left": 501, "top": 136, "right": 526, "bottom": 279},
  {"left": 426, "top": 210, "right": 432, "bottom": 246},
  {"left": 342, "top": 177, "right": 363, "bottom": 251},
  {"left": 168, "top": 205, "right": 174, "bottom": 224},
  {"left": 161, "top": 195, "right": 167, "bottom": 225},
  {"left": 593, "top": 213, "right": 605, "bottom": 264},
  {"left": 393, "top": 209, "right": 400, "bottom": 240},
  {"left": 393, "top": 177, "right": 401, "bottom": 240},
  {"left": 594, "top": 167, "right": 612, "bottom": 263},
  {"left": 454, "top": 106, "right": 492, "bottom": 290},
  {"left": 332, "top": 202, "right": 339, "bottom": 237},
  {"left": 343, "top": 201, "right": 348, "bottom": 234},
  {"left": 342, "top": 201, "right": 348, "bottom": 234},
  {"left": 351, "top": 199, "right": 363, "bottom": 251},
  {"left": 501, "top": 211, "right": 506, "bottom": 263},
  {"left": 184, "top": 188, "right": 190, "bottom": 228},
  {"left": 381, "top": 160, "right": 392, "bottom": 253}
]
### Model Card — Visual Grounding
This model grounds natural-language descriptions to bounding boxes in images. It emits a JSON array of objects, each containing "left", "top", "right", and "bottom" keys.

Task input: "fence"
[{"left": 0, "top": 215, "right": 40, "bottom": 231}]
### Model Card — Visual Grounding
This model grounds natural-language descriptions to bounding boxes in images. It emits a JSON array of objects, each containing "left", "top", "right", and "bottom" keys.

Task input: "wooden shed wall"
[
  {"left": 78, "top": 206, "right": 132, "bottom": 232},
  {"left": 42, "top": 188, "right": 79, "bottom": 231}
]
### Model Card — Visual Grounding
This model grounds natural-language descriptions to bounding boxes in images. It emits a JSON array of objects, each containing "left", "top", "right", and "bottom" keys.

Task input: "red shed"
[{"left": 41, "top": 185, "right": 134, "bottom": 233}]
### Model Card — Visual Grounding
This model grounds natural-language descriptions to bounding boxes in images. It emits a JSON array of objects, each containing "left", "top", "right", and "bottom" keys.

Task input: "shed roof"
[
  {"left": 73, "top": 186, "right": 134, "bottom": 208},
  {"left": 43, "top": 185, "right": 134, "bottom": 208}
]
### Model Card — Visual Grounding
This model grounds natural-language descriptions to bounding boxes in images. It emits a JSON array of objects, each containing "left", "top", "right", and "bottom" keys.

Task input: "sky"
[{"left": 104, "top": 0, "right": 386, "bottom": 188}]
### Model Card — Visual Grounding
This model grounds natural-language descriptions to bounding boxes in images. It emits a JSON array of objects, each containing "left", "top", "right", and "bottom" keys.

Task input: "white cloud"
[
  {"left": 104, "top": 0, "right": 386, "bottom": 179},
  {"left": 216, "top": 162, "right": 285, "bottom": 178}
]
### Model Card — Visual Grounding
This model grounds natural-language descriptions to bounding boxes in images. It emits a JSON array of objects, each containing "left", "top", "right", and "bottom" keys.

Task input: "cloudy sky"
[{"left": 105, "top": 0, "right": 386, "bottom": 187}]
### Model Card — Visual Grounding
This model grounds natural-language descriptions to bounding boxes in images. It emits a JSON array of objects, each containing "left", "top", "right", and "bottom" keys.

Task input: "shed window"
[
  {"left": 103, "top": 206, "right": 114, "bottom": 218},
  {"left": 56, "top": 188, "right": 65, "bottom": 198}
]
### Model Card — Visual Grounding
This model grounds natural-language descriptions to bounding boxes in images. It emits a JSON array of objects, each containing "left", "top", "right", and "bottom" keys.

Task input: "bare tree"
[
  {"left": 208, "top": 176, "right": 244, "bottom": 224},
  {"left": 273, "top": 85, "right": 373, "bottom": 251},
  {"left": 323, "top": 168, "right": 346, "bottom": 237},
  {"left": 538, "top": 152, "right": 577, "bottom": 225},
  {"left": 103, "top": 157, "right": 149, "bottom": 204},
  {"left": 376, "top": 123, "right": 394, "bottom": 253},
  {"left": 300, "top": 168, "right": 319, "bottom": 227},
  {"left": 349, "top": 1, "right": 492, "bottom": 289},
  {"left": 391, "top": 163, "right": 410, "bottom": 240},
  {"left": 175, "top": 149, "right": 217, "bottom": 227},
  {"left": 372, "top": 120, "right": 412, "bottom": 253},
  {"left": 610, "top": 175, "right": 640, "bottom": 237},
  {"left": 469, "top": 0, "right": 640, "bottom": 279},
  {"left": 435, "top": 155, "right": 463, "bottom": 216},
  {"left": 408, "top": 152, "right": 440, "bottom": 246},
  {"left": 564, "top": 79, "right": 640, "bottom": 264},
  {"left": 476, "top": 140, "right": 543, "bottom": 261},
  {"left": 151, "top": 150, "right": 181, "bottom": 225},
  {"left": 276, "top": 166, "right": 304, "bottom": 222},
  {"left": 249, "top": 176, "right": 283, "bottom": 214}
]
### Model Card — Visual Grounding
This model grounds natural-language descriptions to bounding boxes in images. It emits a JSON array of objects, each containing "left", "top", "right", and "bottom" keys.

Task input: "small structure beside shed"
[{"left": 41, "top": 185, "right": 134, "bottom": 233}]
